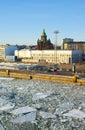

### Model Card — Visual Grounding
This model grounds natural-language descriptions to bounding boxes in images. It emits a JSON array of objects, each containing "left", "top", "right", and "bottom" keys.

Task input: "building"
[
  {"left": 62, "top": 38, "right": 85, "bottom": 56},
  {"left": 0, "top": 44, "right": 18, "bottom": 61},
  {"left": 15, "top": 49, "right": 82, "bottom": 64},
  {"left": 37, "top": 29, "right": 54, "bottom": 50},
  {"left": 15, "top": 49, "right": 31, "bottom": 59}
]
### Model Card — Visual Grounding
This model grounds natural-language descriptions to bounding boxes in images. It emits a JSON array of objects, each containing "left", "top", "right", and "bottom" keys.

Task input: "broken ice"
[
  {"left": 63, "top": 109, "right": 85, "bottom": 119},
  {"left": 39, "top": 111, "right": 56, "bottom": 119},
  {"left": 32, "top": 92, "right": 49, "bottom": 101},
  {"left": 0, "top": 124, "right": 4, "bottom": 130},
  {"left": 0, "top": 98, "right": 15, "bottom": 112},
  {"left": 12, "top": 112, "right": 36, "bottom": 124},
  {"left": 10, "top": 106, "right": 37, "bottom": 115},
  {"left": 0, "top": 103, "right": 15, "bottom": 111}
]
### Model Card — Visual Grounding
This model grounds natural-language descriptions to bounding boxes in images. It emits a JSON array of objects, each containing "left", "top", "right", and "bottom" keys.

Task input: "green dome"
[{"left": 42, "top": 29, "right": 47, "bottom": 36}]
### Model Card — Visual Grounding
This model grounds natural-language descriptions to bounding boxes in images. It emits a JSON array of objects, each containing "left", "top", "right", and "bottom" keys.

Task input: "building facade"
[
  {"left": 0, "top": 44, "right": 18, "bottom": 61},
  {"left": 62, "top": 38, "right": 85, "bottom": 56},
  {"left": 15, "top": 49, "right": 82, "bottom": 64}
]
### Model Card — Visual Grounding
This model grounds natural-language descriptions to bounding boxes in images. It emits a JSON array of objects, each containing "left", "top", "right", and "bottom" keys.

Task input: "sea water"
[{"left": 0, "top": 77, "right": 85, "bottom": 130}]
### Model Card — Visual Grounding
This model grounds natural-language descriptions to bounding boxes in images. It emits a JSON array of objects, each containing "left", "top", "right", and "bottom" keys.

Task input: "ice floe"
[
  {"left": 0, "top": 98, "right": 15, "bottom": 112},
  {"left": 32, "top": 92, "right": 49, "bottom": 101},
  {"left": 12, "top": 112, "right": 36, "bottom": 124},
  {"left": 0, "top": 124, "right": 4, "bottom": 130},
  {"left": 63, "top": 109, "right": 85, "bottom": 119},
  {"left": 54, "top": 102, "right": 74, "bottom": 115},
  {"left": 0, "top": 103, "right": 15, "bottom": 111},
  {"left": 10, "top": 106, "right": 37, "bottom": 115},
  {"left": 0, "top": 98, "right": 7, "bottom": 106},
  {"left": 39, "top": 111, "right": 56, "bottom": 119}
]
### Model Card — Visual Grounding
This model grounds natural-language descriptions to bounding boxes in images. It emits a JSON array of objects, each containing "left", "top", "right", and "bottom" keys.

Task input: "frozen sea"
[{"left": 0, "top": 77, "right": 85, "bottom": 130}]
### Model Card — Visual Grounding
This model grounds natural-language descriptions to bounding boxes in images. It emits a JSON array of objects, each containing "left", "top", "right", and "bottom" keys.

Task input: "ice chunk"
[
  {"left": 12, "top": 112, "right": 36, "bottom": 124},
  {"left": 10, "top": 106, "right": 37, "bottom": 115},
  {"left": 59, "top": 102, "right": 74, "bottom": 109},
  {"left": 54, "top": 102, "right": 74, "bottom": 115},
  {"left": 0, "top": 124, "right": 4, "bottom": 130},
  {"left": 32, "top": 92, "right": 48, "bottom": 101},
  {"left": 63, "top": 109, "right": 85, "bottom": 119},
  {"left": 0, "top": 103, "right": 15, "bottom": 111},
  {"left": 39, "top": 111, "right": 56, "bottom": 119},
  {"left": 0, "top": 98, "right": 15, "bottom": 112},
  {"left": 0, "top": 98, "right": 7, "bottom": 106}
]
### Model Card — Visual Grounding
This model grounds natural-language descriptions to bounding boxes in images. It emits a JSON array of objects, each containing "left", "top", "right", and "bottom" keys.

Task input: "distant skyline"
[{"left": 0, "top": 0, "right": 85, "bottom": 45}]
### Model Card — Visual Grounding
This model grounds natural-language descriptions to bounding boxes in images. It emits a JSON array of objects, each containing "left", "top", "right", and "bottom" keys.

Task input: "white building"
[
  {"left": 0, "top": 44, "right": 18, "bottom": 61},
  {"left": 15, "top": 49, "right": 31, "bottom": 59},
  {"left": 15, "top": 49, "right": 82, "bottom": 64}
]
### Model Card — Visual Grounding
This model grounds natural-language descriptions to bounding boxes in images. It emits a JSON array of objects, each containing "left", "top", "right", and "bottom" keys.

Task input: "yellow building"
[{"left": 62, "top": 38, "right": 85, "bottom": 56}]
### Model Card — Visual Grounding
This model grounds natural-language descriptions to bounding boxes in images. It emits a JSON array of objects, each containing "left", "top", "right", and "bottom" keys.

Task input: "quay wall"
[
  {"left": 0, "top": 70, "right": 77, "bottom": 83},
  {"left": 77, "top": 79, "right": 85, "bottom": 85},
  {"left": 31, "top": 73, "right": 74, "bottom": 82},
  {"left": 0, "top": 70, "right": 85, "bottom": 85}
]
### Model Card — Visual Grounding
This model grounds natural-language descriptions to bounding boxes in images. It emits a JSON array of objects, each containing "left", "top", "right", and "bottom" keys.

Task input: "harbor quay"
[
  {"left": 0, "top": 68, "right": 85, "bottom": 85},
  {"left": 0, "top": 62, "right": 85, "bottom": 85}
]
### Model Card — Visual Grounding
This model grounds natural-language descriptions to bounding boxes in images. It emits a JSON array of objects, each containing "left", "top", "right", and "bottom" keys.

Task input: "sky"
[{"left": 0, "top": 0, "right": 85, "bottom": 45}]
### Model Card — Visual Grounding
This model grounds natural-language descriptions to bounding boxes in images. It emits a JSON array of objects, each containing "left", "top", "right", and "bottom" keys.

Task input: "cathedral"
[{"left": 37, "top": 29, "right": 54, "bottom": 50}]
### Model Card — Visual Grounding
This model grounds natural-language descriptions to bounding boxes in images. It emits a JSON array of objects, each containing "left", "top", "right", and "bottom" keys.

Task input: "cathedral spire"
[{"left": 42, "top": 29, "right": 47, "bottom": 37}]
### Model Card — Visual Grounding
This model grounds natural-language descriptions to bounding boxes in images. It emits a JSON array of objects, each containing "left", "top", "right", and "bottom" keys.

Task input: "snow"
[{"left": 0, "top": 77, "right": 14, "bottom": 80}]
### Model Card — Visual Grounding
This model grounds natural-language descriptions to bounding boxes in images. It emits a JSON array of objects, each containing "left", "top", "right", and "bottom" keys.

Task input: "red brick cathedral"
[{"left": 37, "top": 29, "right": 54, "bottom": 50}]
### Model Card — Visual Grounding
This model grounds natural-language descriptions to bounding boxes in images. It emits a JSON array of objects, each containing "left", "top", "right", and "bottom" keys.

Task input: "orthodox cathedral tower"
[{"left": 37, "top": 29, "right": 54, "bottom": 50}]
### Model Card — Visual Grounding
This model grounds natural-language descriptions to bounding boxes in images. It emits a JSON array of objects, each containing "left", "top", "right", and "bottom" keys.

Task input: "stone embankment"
[{"left": 0, "top": 69, "right": 85, "bottom": 85}]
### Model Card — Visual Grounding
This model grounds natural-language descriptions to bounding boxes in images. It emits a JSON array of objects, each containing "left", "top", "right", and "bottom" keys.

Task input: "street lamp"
[
  {"left": 54, "top": 30, "right": 59, "bottom": 51},
  {"left": 53, "top": 30, "right": 59, "bottom": 66}
]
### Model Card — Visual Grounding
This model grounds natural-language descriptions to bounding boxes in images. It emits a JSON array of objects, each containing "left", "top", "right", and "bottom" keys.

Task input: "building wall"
[
  {"left": 6, "top": 56, "right": 17, "bottom": 62},
  {"left": 17, "top": 49, "right": 82, "bottom": 64},
  {"left": 15, "top": 49, "right": 31, "bottom": 59},
  {"left": 62, "top": 39, "right": 85, "bottom": 56},
  {"left": 0, "top": 44, "right": 18, "bottom": 61},
  {"left": 0, "top": 47, "right": 5, "bottom": 60},
  {"left": 5, "top": 45, "right": 18, "bottom": 55}
]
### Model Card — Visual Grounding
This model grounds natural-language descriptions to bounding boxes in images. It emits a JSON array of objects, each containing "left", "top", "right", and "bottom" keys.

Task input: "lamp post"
[{"left": 53, "top": 30, "right": 59, "bottom": 69}]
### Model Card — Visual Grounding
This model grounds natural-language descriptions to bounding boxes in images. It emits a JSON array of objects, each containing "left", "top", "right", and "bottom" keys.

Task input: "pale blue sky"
[{"left": 0, "top": 0, "right": 85, "bottom": 45}]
